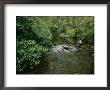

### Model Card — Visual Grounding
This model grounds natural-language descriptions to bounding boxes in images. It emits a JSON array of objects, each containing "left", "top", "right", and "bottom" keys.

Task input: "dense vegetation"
[{"left": 16, "top": 16, "right": 94, "bottom": 74}]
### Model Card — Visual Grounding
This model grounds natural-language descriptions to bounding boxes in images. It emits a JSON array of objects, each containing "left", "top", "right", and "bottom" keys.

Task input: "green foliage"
[
  {"left": 16, "top": 40, "right": 48, "bottom": 72},
  {"left": 16, "top": 16, "right": 33, "bottom": 39},
  {"left": 73, "top": 16, "right": 94, "bottom": 44},
  {"left": 16, "top": 16, "right": 49, "bottom": 73},
  {"left": 31, "top": 17, "right": 53, "bottom": 46},
  {"left": 16, "top": 16, "right": 94, "bottom": 73}
]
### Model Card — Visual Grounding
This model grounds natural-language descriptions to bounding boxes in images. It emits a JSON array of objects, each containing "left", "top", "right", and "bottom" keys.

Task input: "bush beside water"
[{"left": 16, "top": 16, "right": 94, "bottom": 74}]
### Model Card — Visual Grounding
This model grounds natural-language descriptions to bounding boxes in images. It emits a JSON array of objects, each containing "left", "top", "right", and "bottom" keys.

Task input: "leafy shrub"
[
  {"left": 16, "top": 16, "right": 94, "bottom": 73},
  {"left": 73, "top": 16, "right": 94, "bottom": 44},
  {"left": 16, "top": 40, "right": 48, "bottom": 73}
]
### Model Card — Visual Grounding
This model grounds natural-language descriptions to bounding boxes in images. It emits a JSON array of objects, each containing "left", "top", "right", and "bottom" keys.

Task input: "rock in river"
[{"left": 52, "top": 44, "right": 77, "bottom": 53}]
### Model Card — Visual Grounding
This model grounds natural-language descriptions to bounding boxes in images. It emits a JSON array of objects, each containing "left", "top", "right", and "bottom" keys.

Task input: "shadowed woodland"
[{"left": 16, "top": 16, "right": 94, "bottom": 74}]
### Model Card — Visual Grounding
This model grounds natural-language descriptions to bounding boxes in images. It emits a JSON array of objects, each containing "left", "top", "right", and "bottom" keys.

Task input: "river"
[{"left": 39, "top": 37, "right": 94, "bottom": 74}]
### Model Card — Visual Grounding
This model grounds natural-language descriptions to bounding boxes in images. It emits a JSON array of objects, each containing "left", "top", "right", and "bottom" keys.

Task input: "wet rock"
[
  {"left": 63, "top": 45, "right": 69, "bottom": 49},
  {"left": 52, "top": 44, "right": 77, "bottom": 53}
]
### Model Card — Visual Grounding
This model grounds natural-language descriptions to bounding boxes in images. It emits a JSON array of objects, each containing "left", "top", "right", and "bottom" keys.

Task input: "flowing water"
[
  {"left": 41, "top": 37, "right": 94, "bottom": 74},
  {"left": 23, "top": 37, "right": 94, "bottom": 74}
]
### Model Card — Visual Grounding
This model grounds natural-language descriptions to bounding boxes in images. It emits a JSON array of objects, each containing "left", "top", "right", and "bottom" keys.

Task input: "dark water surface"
[
  {"left": 41, "top": 37, "right": 94, "bottom": 74},
  {"left": 22, "top": 37, "right": 94, "bottom": 74}
]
